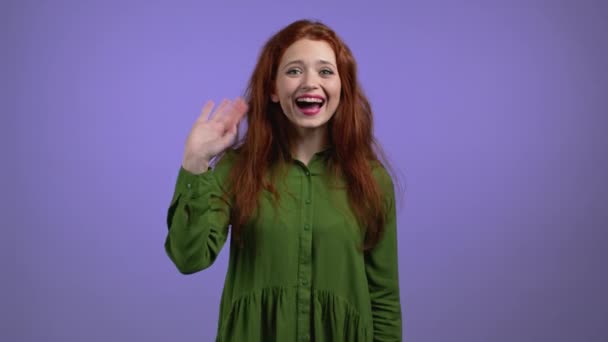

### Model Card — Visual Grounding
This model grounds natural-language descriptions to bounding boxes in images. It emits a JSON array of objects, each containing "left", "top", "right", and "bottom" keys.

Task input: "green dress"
[{"left": 165, "top": 147, "right": 402, "bottom": 341}]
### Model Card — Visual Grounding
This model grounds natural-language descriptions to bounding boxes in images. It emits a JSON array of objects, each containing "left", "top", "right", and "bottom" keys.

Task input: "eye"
[
  {"left": 320, "top": 69, "right": 335, "bottom": 76},
  {"left": 286, "top": 68, "right": 302, "bottom": 75}
]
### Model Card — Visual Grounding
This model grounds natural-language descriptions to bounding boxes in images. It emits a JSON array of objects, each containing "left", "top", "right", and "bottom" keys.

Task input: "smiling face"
[{"left": 272, "top": 39, "right": 342, "bottom": 137}]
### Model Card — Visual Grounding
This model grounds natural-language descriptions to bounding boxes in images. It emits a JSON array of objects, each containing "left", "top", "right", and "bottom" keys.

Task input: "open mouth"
[{"left": 295, "top": 96, "right": 325, "bottom": 114}]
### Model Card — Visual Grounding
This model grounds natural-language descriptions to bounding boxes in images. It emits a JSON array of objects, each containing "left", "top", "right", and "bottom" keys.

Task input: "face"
[{"left": 272, "top": 38, "right": 341, "bottom": 136}]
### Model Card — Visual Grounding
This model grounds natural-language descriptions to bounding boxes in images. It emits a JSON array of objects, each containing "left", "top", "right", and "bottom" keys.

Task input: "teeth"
[{"left": 296, "top": 97, "right": 324, "bottom": 103}]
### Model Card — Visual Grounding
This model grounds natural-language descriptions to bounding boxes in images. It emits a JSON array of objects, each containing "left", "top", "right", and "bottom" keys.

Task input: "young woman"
[{"left": 165, "top": 19, "right": 403, "bottom": 341}]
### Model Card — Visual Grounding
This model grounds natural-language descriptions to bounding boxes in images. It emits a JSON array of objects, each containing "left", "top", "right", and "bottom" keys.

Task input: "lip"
[
  {"left": 295, "top": 93, "right": 326, "bottom": 101},
  {"left": 297, "top": 103, "right": 323, "bottom": 116},
  {"left": 294, "top": 93, "right": 326, "bottom": 116}
]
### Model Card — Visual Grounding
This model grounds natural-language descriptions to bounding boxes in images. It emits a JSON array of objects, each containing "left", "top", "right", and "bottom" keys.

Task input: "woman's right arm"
[
  {"left": 164, "top": 162, "right": 232, "bottom": 274},
  {"left": 164, "top": 98, "right": 247, "bottom": 274}
]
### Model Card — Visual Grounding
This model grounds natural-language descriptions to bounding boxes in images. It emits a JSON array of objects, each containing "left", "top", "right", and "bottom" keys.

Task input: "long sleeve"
[
  {"left": 164, "top": 156, "right": 233, "bottom": 275},
  {"left": 365, "top": 170, "right": 403, "bottom": 341}
]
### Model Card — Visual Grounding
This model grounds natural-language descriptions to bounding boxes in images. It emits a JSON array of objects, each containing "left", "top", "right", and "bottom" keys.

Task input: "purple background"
[{"left": 4, "top": 0, "right": 607, "bottom": 341}]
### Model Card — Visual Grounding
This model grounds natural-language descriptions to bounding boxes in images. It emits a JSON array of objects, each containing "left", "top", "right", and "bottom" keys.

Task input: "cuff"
[{"left": 175, "top": 165, "right": 214, "bottom": 198}]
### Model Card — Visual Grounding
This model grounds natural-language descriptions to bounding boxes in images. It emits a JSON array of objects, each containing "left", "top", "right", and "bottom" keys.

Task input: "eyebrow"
[{"left": 282, "top": 59, "right": 337, "bottom": 69}]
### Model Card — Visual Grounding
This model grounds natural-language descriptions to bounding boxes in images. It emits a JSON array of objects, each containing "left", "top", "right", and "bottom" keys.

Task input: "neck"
[{"left": 291, "top": 126, "right": 330, "bottom": 166}]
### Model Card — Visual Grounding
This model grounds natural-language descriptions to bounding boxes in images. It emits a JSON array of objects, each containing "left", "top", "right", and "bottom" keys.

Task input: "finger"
[
  {"left": 196, "top": 100, "right": 215, "bottom": 123},
  {"left": 210, "top": 99, "right": 231, "bottom": 122},
  {"left": 224, "top": 97, "right": 249, "bottom": 128}
]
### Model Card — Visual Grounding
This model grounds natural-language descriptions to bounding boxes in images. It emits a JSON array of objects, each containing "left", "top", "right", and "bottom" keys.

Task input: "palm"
[{"left": 182, "top": 98, "right": 248, "bottom": 173}]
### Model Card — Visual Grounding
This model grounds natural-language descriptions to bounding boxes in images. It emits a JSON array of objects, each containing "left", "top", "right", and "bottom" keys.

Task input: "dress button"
[
  {"left": 304, "top": 224, "right": 310, "bottom": 230},
  {"left": 304, "top": 170, "right": 310, "bottom": 176},
  {"left": 301, "top": 334, "right": 310, "bottom": 341},
  {"left": 302, "top": 279, "right": 308, "bottom": 286},
  {"left": 186, "top": 183, "right": 191, "bottom": 188},
  {"left": 305, "top": 199, "right": 311, "bottom": 204}
]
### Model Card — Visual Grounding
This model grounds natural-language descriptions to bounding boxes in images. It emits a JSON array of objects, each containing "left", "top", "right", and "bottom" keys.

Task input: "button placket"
[{"left": 297, "top": 166, "right": 314, "bottom": 340}]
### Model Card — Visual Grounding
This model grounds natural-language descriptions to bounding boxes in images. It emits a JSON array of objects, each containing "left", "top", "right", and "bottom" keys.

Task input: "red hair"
[{"left": 219, "top": 19, "right": 399, "bottom": 251}]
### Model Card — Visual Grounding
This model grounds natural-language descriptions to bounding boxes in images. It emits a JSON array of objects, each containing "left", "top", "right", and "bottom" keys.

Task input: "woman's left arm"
[{"left": 365, "top": 171, "right": 403, "bottom": 341}]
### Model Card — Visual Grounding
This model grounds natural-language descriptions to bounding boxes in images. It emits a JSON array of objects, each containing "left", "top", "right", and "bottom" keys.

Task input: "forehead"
[{"left": 279, "top": 39, "right": 337, "bottom": 65}]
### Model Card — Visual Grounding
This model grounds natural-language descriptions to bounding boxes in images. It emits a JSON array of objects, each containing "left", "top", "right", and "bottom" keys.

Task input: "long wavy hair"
[{"left": 220, "top": 19, "right": 399, "bottom": 251}]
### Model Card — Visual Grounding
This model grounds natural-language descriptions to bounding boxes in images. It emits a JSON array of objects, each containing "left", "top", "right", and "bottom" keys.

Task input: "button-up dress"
[{"left": 165, "top": 147, "right": 402, "bottom": 341}]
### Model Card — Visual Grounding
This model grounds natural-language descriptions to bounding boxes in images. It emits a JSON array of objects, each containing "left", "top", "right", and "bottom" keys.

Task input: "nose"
[{"left": 300, "top": 70, "right": 320, "bottom": 90}]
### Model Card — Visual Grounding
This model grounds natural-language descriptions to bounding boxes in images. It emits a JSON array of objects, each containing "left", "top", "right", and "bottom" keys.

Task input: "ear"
[{"left": 271, "top": 94, "right": 279, "bottom": 103}]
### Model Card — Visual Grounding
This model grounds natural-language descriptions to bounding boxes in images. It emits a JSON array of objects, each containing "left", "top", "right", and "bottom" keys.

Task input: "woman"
[{"left": 165, "top": 19, "right": 402, "bottom": 341}]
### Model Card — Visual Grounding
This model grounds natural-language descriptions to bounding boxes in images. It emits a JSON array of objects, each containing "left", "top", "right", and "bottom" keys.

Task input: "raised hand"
[{"left": 181, "top": 98, "right": 248, "bottom": 174}]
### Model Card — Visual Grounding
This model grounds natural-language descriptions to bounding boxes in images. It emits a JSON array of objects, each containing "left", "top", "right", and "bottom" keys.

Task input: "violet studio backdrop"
[{"left": 4, "top": 0, "right": 607, "bottom": 341}]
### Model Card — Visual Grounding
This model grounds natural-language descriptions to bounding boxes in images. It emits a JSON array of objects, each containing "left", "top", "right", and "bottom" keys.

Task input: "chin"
[{"left": 296, "top": 119, "right": 331, "bottom": 131}]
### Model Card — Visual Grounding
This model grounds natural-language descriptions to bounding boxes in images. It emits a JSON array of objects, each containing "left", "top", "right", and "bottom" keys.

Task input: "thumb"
[{"left": 219, "top": 124, "right": 238, "bottom": 147}]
